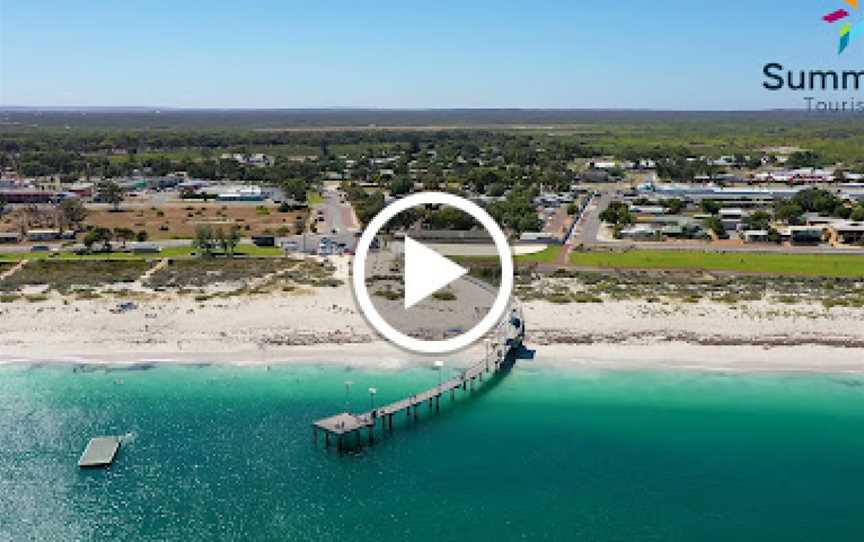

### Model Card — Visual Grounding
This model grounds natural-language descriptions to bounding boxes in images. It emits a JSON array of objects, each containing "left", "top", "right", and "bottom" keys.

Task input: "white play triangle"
[{"left": 403, "top": 236, "right": 468, "bottom": 309}]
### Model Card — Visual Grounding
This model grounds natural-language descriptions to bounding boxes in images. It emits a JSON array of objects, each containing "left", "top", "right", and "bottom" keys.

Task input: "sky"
[{"left": 0, "top": 0, "right": 861, "bottom": 110}]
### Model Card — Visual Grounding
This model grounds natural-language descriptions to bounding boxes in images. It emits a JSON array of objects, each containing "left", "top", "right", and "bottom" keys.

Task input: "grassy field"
[
  {"left": 0, "top": 251, "right": 150, "bottom": 262},
  {"left": 516, "top": 246, "right": 562, "bottom": 264},
  {"left": 570, "top": 250, "right": 864, "bottom": 278},
  {"left": 453, "top": 246, "right": 563, "bottom": 265}
]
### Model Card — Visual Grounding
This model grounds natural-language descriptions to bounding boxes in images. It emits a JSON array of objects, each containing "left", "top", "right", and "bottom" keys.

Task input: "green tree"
[
  {"left": 421, "top": 175, "right": 441, "bottom": 191},
  {"left": 834, "top": 205, "right": 853, "bottom": 220},
  {"left": 216, "top": 225, "right": 241, "bottom": 257},
  {"left": 98, "top": 180, "right": 125, "bottom": 212},
  {"left": 487, "top": 189, "right": 543, "bottom": 234},
  {"left": 786, "top": 151, "right": 824, "bottom": 169},
  {"left": 428, "top": 207, "right": 477, "bottom": 230},
  {"left": 773, "top": 200, "right": 804, "bottom": 224},
  {"left": 136, "top": 230, "right": 149, "bottom": 242},
  {"left": 194, "top": 225, "right": 216, "bottom": 257},
  {"left": 851, "top": 206, "right": 864, "bottom": 222},
  {"left": 793, "top": 188, "right": 840, "bottom": 215},
  {"left": 701, "top": 199, "right": 721, "bottom": 215},
  {"left": 662, "top": 198, "right": 685, "bottom": 214},
  {"left": 384, "top": 208, "right": 421, "bottom": 232},
  {"left": 599, "top": 201, "right": 634, "bottom": 226},
  {"left": 744, "top": 211, "right": 772, "bottom": 231},
  {"left": 84, "top": 227, "right": 113, "bottom": 252},
  {"left": 59, "top": 198, "right": 88, "bottom": 230},
  {"left": 389, "top": 177, "right": 413, "bottom": 197},
  {"left": 703, "top": 216, "right": 726, "bottom": 237},
  {"left": 766, "top": 228, "right": 783, "bottom": 244},
  {"left": 487, "top": 182, "right": 507, "bottom": 197},
  {"left": 113, "top": 227, "right": 135, "bottom": 249},
  {"left": 281, "top": 178, "right": 308, "bottom": 203},
  {"left": 542, "top": 171, "right": 569, "bottom": 192},
  {"left": 352, "top": 191, "right": 386, "bottom": 226},
  {"left": 469, "top": 169, "right": 502, "bottom": 194}
]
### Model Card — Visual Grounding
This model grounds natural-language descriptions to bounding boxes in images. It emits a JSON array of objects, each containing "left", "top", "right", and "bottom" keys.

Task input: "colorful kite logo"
[{"left": 823, "top": 0, "right": 861, "bottom": 54}]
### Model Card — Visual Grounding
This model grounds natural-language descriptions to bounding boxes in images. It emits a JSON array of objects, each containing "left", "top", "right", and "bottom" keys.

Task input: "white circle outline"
[{"left": 352, "top": 192, "right": 514, "bottom": 354}]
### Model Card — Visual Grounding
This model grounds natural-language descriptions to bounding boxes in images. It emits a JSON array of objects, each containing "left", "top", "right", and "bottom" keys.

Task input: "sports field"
[
  {"left": 570, "top": 250, "right": 864, "bottom": 278},
  {"left": 515, "top": 246, "right": 562, "bottom": 264}
]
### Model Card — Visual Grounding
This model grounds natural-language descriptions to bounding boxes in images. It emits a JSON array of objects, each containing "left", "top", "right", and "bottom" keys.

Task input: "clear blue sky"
[{"left": 0, "top": 0, "right": 860, "bottom": 109}]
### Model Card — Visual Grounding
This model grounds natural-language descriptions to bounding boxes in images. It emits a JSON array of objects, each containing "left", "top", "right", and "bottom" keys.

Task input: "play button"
[
  {"left": 403, "top": 236, "right": 468, "bottom": 309},
  {"left": 352, "top": 192, "right": 514, "bottom": 354}
]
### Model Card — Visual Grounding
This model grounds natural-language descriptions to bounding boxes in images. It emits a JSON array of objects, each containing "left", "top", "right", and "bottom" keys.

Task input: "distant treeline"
[
  {"left": 1, "top": 108, "right": 854, "bottom": 130},
  {"left": 2, "top": 110, "right": 863, "bottom": 179},
  {"left": 0, "top": 128, "right": 493, "bottom": 154}
]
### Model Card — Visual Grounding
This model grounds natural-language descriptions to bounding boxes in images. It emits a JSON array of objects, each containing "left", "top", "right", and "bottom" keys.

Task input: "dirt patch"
[{"left": 0, "top": 204, "right": 308, "bottom": 241}]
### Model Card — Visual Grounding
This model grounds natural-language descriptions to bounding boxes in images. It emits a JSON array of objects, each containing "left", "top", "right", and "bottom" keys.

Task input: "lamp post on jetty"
[
  {"left": 434, "top": 361, "right": 444, "bottom": 391},
  {"left": 368, "top": 387, "right": 377, "bottom": 411},
  {"left": 484, "top": 339, "right": 491, "bottom": 371},
  {"left": 344, "top": 380, "right": 353, "bottom": 413}
]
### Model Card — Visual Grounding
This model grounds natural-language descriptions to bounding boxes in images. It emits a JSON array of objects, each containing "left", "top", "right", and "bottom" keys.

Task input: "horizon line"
[{"left": 0, "top": 105, "right": 803, "bottom": 113}]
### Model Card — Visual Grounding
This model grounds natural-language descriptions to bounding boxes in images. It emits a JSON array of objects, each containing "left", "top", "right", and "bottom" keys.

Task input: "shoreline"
[{"left": 2, "top": 340, "right": 862, "bottom": 376}]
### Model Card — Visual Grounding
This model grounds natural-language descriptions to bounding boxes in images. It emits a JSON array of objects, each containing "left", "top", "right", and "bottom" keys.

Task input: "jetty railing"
[{"left": 312, "top": 306, "right": 525, "bottom": 452}]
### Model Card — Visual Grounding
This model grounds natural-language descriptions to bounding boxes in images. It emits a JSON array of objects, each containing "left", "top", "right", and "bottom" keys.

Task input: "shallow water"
[{"left": 1, "top": 363, "right": 863, "bottom": 541}]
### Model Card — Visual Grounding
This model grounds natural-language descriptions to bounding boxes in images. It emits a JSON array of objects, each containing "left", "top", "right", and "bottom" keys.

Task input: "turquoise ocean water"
[{"left": 1, "top": 362, "right": 863, "bottom": 541}]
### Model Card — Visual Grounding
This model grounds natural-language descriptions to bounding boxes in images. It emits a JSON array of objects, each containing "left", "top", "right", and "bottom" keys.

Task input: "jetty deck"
[{"left": 313, "top": 307, "right": 525, "bottom": 451}]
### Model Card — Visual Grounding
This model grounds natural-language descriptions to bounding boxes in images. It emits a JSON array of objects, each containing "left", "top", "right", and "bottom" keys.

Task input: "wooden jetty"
[
  {"left": 313, "top": 307, "right": 525, "bottom": 452},
  {"left": 78, "top": 436, "right": 121, "bottom": 468}
]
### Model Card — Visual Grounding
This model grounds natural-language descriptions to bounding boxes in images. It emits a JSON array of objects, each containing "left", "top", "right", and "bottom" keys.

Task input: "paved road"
[
  {"left": 569, "top": 191, "right": 611, "bottom": 246},
  {"left": 313, "top": 189, "right": 358, "bottom": 235},
  {"left": 542, "top": 207, "right": 571, "bottom": 236}
]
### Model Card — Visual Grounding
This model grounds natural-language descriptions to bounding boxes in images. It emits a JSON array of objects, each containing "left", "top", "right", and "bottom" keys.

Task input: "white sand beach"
[{"left": 2, "top": 278, "right": 863, "bottom": 373}]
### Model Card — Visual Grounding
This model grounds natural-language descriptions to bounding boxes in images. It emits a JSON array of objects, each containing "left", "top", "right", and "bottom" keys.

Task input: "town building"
[
  {"left": 213, "top": 185, "right": 266, "bottom": 202},
  {"left": 0, "top": 189, "right": 59, "bottom": 204},
  {"left": 827, "top": 222, "right": 864, "bottom": 245},
  {"left": 618, "top": 225, "right": 659, "bottom": 241},
  {"left": 743, "top": 230, "right": 770, "bottom": 243},
  {"left": 27, "top": 229, "right": 62, "bottom": 241},
  {"left": 787, "top": 226, "right": 825, "bottom": 245},
  {"left": 0, "top": 232, "right": 20, "bottom": 244},
  {"left": 220, "top": 153, "right": 274, "bottom": 167}
]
